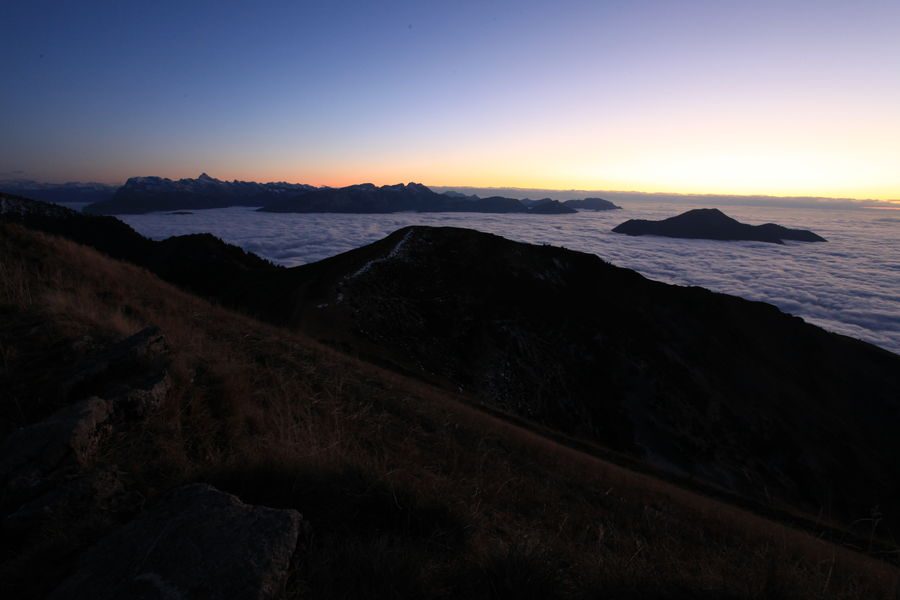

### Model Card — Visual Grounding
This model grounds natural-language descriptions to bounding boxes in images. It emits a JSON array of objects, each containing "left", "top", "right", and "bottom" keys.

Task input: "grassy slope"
[{"left": 1, "top": 222, "right": 898, "bottom": 599}]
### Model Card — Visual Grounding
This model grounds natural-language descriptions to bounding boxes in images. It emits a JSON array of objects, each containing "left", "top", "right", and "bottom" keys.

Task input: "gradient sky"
[{"left": 2, "top": 0, "right": 899, "bottom": 199}]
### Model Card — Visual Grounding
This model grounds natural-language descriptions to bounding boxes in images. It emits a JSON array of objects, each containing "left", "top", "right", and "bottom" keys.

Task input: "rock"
[
  {"left": 97, "top": 326, "right": 168, "bottom": 363},
  {"left": 50, "top": 484, "right": 304, "bottom": 600},
  {"left": 110, "top": 370, "right": 171, "bottom": 418},
  {"left": 0, "top": 397, "right": 111, "bottom": 488},
  {"left": 61, "top": 326, "right": 169, "bottom": 401},
  {"left": 0, "top": 326, "right": 171, "bottom": 521},
  {"left": 4, "top": 468, "right": 139, "bottom": 533}
]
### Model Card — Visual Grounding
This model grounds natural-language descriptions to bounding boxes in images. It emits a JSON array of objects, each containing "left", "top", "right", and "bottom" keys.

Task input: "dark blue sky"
[{"left": 2, "top": 0, "right": 899, "bottom": 199}]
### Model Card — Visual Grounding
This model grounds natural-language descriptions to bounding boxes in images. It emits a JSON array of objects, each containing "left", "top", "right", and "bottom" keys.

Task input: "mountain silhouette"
[
  {"left": 562, "top": 197, "right": 621, "bottom": 210},
  {"left": 613, "top": 208, "right": 826, "bottom": 243},
  {"left": 84, "top": 174, "right": 314, "bottom": 214},
  {"left": 4, "top": 193, "right": 897, "bottom": 534},
  {"left": 82, "top": 176, "right": 586, "bottom": 215},
  {"left": 258, "top": 182, "right": 577, "bottom": 214},
  {"left": 6, "top": 193, "right": 898, "bottom": 598}
]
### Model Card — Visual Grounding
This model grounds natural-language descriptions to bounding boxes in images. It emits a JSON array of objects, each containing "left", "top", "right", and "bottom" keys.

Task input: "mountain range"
[
  {"left": 80, "top": 173, "right": 314, "bottom": 214},
  {"left": 56, "top": 174, "right": 621, "bottom": 215},
  {"left": 257, "top": 181, "right": 578, "bottom": 214}
]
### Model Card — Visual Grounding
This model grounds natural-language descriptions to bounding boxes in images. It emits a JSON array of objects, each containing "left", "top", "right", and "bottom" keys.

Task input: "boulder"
[
  {"left": 0, "top": 326, "right": 172, "bottom": 525},
  {"left": 4, "top": 468, "right": 139, "bottom": 533},
  {"left": 110, "top": 369, "right": 171, "bottom": 418},
  {"left": 50, "top": 483, "right": 304, "bottom": 600},
  {"left": 61, "top": 326, "right": 169, "bottom": 400},
  {"left": 0, "top": 397, "right": 111, "bottom": 489}
]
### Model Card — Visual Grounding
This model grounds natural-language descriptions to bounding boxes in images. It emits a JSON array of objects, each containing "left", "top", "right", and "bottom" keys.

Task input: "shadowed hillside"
[
  {"left": 0, "top": 192, "right": 278, "bottom": 305},
  {"left": 2, "top": 207, "right": 899, "bottom": 598},
  {"left": 275, "top": 227, "right": 900, "bottom": 532},
  {"left": 4, "top": 194, "right": 899, "bottom": 539}
]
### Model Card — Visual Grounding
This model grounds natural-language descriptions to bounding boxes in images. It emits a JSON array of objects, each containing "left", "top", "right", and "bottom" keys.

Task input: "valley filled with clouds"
[{"left": 120, "top": 202, "right": 900, "bottom": 354}]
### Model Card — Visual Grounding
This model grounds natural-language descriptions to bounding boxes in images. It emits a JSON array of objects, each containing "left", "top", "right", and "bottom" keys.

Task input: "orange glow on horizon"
[
  {"left": 200, "top": 117, "right": 900, "bottom": 203},
  {"left": 143, "top": 167, "right": 900, "bottom": 204}
]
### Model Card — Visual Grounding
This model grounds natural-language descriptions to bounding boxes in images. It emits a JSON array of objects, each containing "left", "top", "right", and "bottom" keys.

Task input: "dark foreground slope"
[
  {"left": 280, "top": 226, "right": 898, "bottom": 527},
  {"left": 4, "top": 194, "right": 899, "bottom": 537},
  {"left": 2, "top": 217, "right": 899, "bottom": 599},
  {"left": 613, "top": 208, "right": 826, "bottom": 243}
]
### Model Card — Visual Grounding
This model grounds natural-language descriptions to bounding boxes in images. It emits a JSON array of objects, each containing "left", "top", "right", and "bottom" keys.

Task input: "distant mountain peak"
[
  {"left": 672, "top": 208, "right": 737, "bottom": 223},
  {"left": 559, "top": 197, "right": 622, "bottom": 211},
  {"left": 197, "top": 173, "right": 216, "bottom": 182},
  {"left": 686, "top": 207, "right": 725, "bottom": 215},
  {"left": 613, "top": 208, "right": 825, "bottom": 243}
]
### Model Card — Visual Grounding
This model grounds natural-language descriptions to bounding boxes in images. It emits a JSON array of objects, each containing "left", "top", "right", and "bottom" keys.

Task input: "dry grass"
[{"left": 1, "top": 222, "right": 898, "bottom": 599}]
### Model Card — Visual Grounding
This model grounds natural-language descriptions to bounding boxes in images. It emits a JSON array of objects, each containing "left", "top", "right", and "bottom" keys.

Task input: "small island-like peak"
[{"left": 612, "top": 208, "right": 826, "bottom": 244}]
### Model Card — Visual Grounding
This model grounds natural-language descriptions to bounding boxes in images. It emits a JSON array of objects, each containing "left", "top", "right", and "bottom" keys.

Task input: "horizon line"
[{"left": 3, "top": 174, "right": 898, "bottom": 205}]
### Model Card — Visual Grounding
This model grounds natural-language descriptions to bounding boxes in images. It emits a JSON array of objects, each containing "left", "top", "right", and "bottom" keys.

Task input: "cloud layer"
[{"left": 120, "top": 203, "right": 900, "bottom": 355}]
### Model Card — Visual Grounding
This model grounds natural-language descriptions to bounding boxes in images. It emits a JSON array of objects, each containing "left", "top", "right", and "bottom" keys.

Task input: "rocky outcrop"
[
  {"left": 61, "top": 326, "right": 169, "bottom": 400},
  {"left": 4, "top": 468, "right": 138, "bottom": 533},
  {"left": 0, "top": 397, "right": 111, "bottom": 503},
  {"left": 50, "top": 484, "right": 304, "bottom": 600},
  {"left": 60, "top": 326, "right": 172, "bottom": 419},
  {"left": 1, "top": 324, "right": 306, "bottom": 598},
  {"left": 1, "top": 327, "right": 171, "bottom": 529}
]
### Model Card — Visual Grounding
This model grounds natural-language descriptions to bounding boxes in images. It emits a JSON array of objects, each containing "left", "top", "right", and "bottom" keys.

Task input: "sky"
[{"left": 2, "top": 0, "right": 899, "bottom": 200}]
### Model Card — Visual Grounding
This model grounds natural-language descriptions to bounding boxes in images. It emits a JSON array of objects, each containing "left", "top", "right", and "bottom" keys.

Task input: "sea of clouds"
[{"left": 118, "top": 202, "right": 900, "bottom": 355}]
